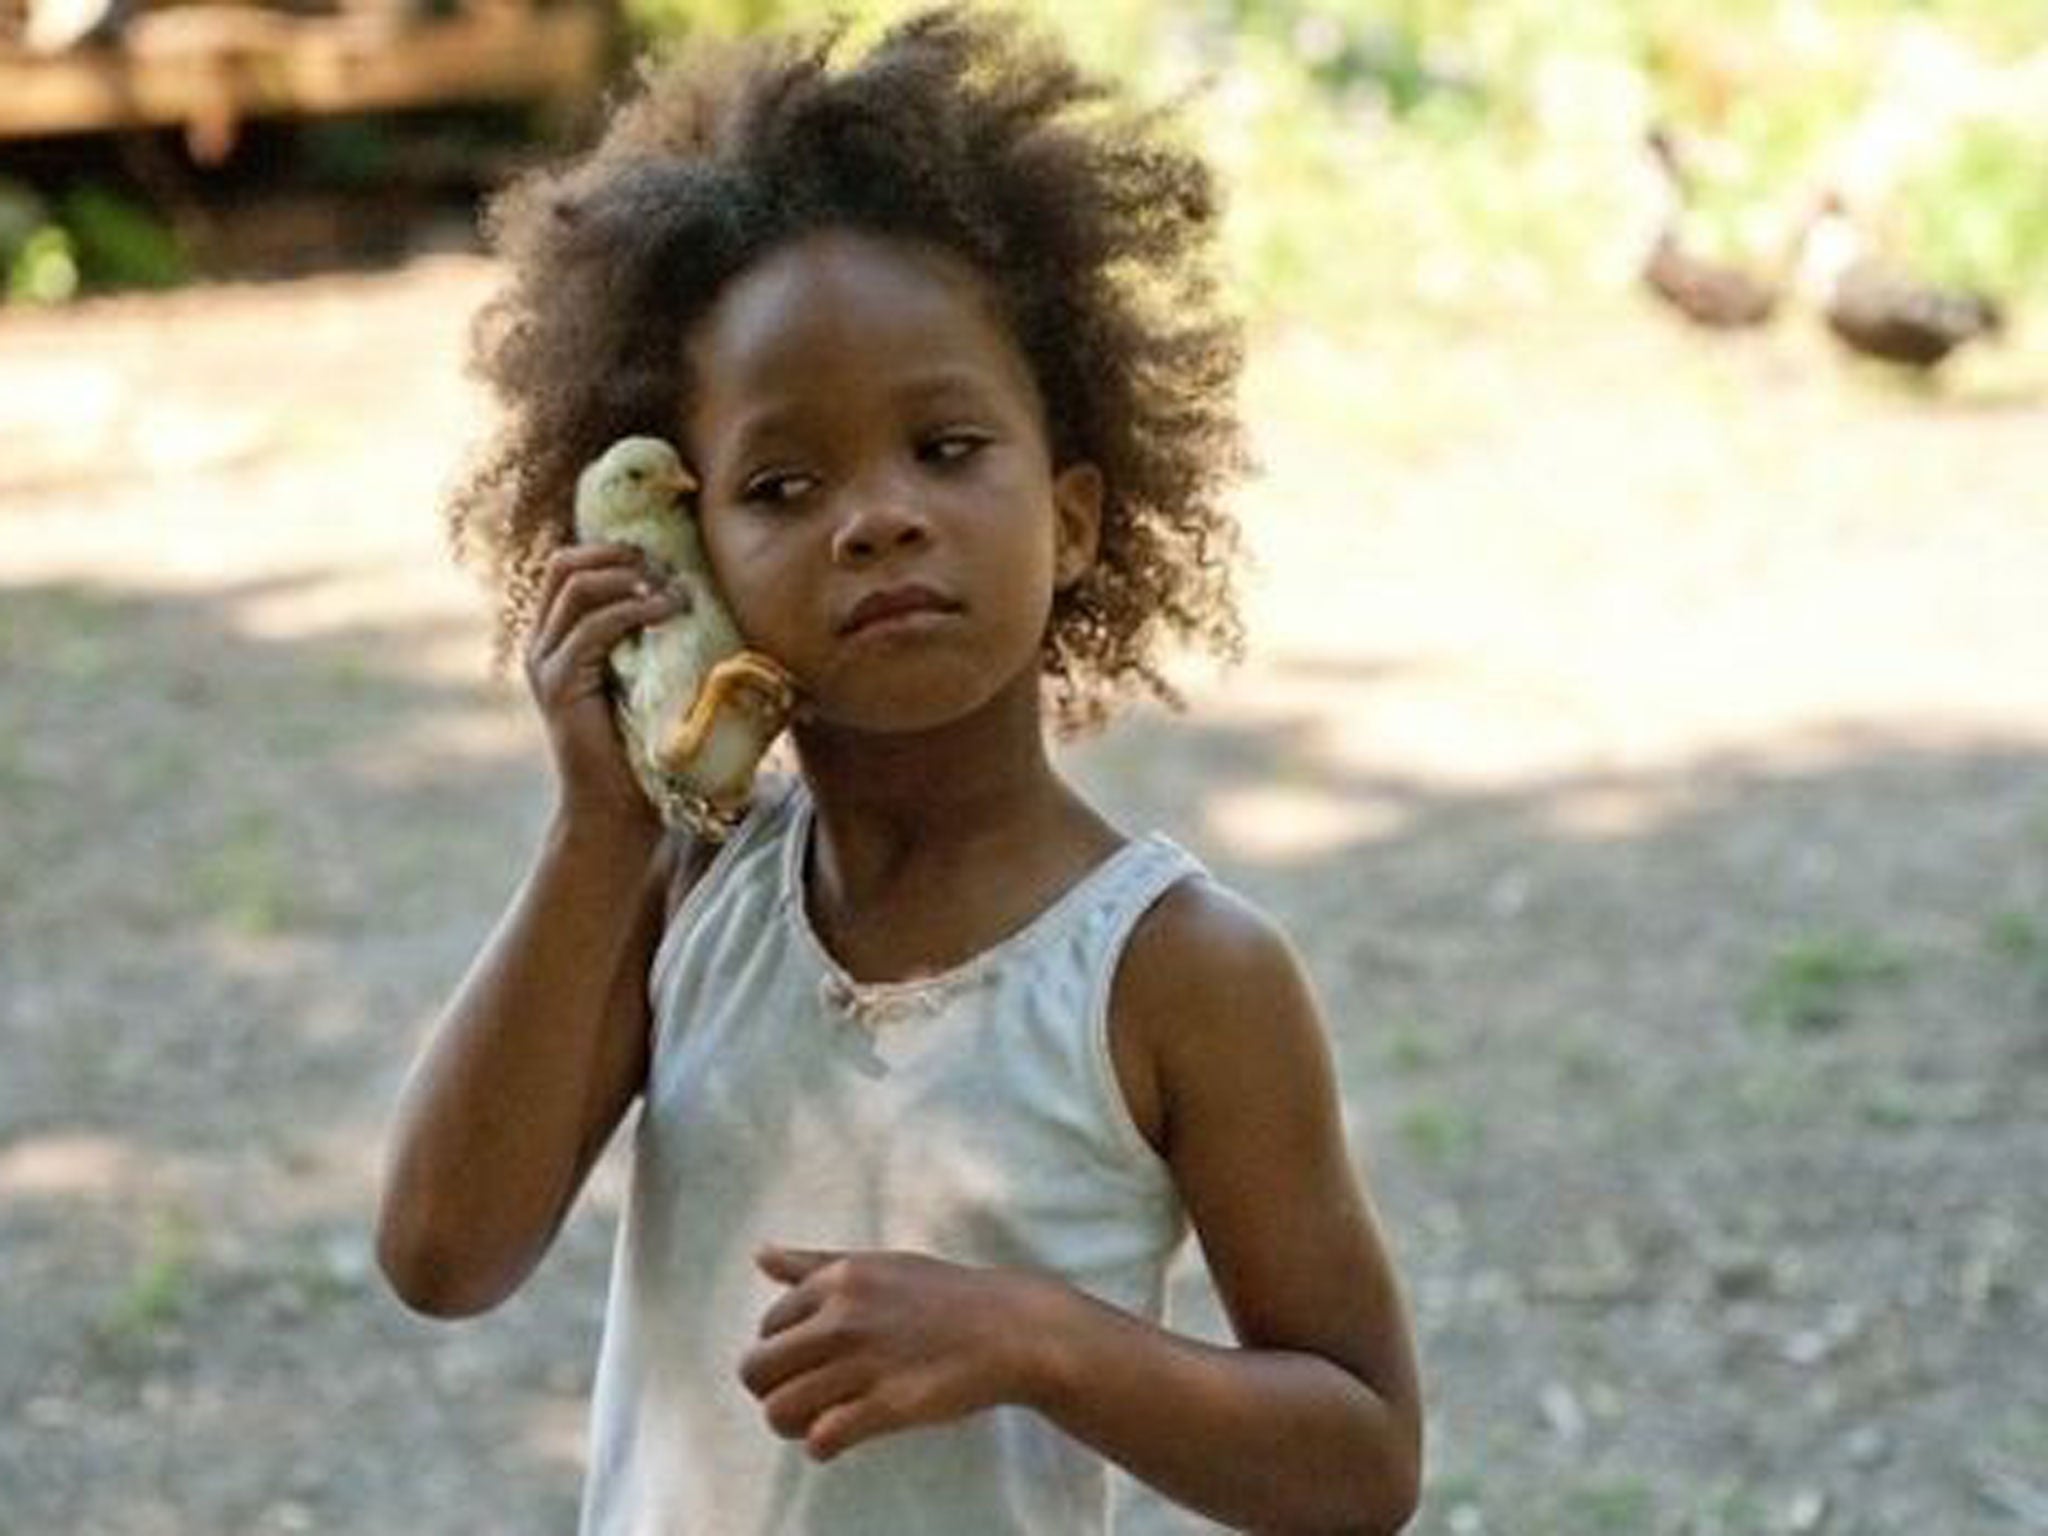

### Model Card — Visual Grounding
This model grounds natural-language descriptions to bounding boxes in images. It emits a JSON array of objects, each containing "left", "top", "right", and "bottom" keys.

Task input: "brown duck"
[
  {"left": 1797, "top": 193, "right": 2005, "bottom": 369},
  {"left": 1640, "top": 126, "right": 1782, "bottom": 330}
]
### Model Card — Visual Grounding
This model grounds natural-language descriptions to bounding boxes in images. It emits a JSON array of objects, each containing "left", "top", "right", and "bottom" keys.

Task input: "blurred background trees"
[{"left": 3, "top": 0, "right": 2043, "bottom": 339}]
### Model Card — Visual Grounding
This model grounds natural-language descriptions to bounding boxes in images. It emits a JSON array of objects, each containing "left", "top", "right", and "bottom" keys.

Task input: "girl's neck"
[{"left": 789, "top": 671, "right": 1107, "bottom": 904}]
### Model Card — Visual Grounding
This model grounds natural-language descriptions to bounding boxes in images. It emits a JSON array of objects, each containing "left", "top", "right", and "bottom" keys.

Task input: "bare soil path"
[{"left": 2, "top": 257, "right": 2044, "bottom": 1534}]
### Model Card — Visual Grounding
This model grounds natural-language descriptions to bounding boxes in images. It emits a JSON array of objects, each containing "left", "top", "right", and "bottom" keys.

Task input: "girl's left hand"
[{"left": 740, "top": 1244, "right": 1050, "bottom": 1461}]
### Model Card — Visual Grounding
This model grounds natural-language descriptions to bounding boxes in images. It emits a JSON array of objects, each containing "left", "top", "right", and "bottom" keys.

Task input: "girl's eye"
[
  {"left": 921, "top": 431, "right": 990, "bottom": 466},
  {"left": 741, "top": 470, "right": 817, "bottom": 507}
]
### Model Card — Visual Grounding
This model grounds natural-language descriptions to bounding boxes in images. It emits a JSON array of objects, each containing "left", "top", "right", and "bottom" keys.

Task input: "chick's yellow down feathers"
[{"left": 573, "top": 436, "right": 796, "bottom": 838}]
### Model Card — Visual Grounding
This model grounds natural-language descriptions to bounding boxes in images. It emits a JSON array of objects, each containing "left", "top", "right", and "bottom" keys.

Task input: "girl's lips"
[{"left": 838, "top": 584, "right": 961, "bottom": 635}]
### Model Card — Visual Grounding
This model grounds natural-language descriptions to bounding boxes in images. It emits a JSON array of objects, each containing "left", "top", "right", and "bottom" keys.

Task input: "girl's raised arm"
[
  {"left": 374, "top": 816, "right": 678, "bottom": 1318},
  {"left": 375, "top": 542, "right": 698, "bottom": 1317}
]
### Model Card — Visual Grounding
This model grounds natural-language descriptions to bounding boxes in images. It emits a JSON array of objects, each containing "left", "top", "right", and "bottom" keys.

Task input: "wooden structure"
[{"left": 0, "top": 0, "right": 610, "bottom": 151}]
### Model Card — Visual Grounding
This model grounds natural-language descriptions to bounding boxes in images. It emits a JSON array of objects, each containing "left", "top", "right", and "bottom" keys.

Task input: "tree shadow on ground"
[
  {"left": 1074, "top": 696, "right": 2048, "bottom": 1534},
  {"left": 1, "top": 572, "right": 594, "bottom": 1534},
  {"left": 2, "top": 575, "right": 2044, "bottom": 1534}
]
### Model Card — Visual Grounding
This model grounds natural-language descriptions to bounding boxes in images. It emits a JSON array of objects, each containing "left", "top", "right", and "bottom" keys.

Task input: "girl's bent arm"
[
  {"left": 1029, "top": 880, "right": 1423, "bottom": 1533},
  {"left": 1018, "top": 1279, "right": 1417, "bottom": 1534},
  {"left": 375, "top": 811, "right": 678, "bottom": 1318}
]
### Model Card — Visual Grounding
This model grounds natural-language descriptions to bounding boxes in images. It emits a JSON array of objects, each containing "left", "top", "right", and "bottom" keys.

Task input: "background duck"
[
  {"left": 1796, "top": 191, "right": 2006, "bottom": 370},
  {"left": 1639, "top": 125, "right": 1784, "bottom": 330}
]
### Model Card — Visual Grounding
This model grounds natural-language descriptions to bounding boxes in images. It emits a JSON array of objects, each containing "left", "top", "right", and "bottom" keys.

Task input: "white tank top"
[{"left": 579, "top": 777, "right": 1207, "bottom": 1535}]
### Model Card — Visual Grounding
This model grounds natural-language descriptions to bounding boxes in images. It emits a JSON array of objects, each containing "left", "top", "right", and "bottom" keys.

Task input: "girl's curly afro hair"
[{"left": 446, "top": 4, "right": 1248, "bottom": 729}]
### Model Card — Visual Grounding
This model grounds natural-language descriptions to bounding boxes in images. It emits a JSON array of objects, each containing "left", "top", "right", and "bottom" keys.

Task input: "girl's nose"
[{"left": 829, "top": 491, "right": 931, "bottom": 566}]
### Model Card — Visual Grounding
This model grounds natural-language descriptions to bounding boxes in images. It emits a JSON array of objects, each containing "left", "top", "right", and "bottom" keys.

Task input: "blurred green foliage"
[
  {"left": 299, "top": 120, "right": 400, "bottom": 187},
  {"left": 1, "top": 176, "right": 72, "bottom": 303},
  {"left": 60, "top": 185, "right": 188, "bottom": 289},
  {"left": 616, "top": 0, "right": 2048, "bottom": 333},
  {"left": 5, "top": 0, "right": 2041, "bottom": 323},
  {"left": 2, "top": 177, "right": 186, "bottom": 304},
  {"left": 1892, "top": 118, "right": 2048, "bottom": 293}
]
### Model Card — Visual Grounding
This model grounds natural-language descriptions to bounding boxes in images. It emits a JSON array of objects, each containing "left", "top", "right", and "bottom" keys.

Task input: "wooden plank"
[{"left": 0, "top": 4, "right": 610, "bottom": 140}]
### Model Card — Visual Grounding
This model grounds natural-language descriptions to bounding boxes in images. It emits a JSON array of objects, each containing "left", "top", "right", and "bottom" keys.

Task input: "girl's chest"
[
  {"left": 806, "top": 855, "right": 1098, "bottom": 986},
  {"left": 649, "top": 966, "right": 1171, "bottom": 1258}
]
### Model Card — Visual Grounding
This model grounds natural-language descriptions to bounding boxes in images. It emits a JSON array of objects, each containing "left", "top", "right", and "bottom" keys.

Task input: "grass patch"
[
  {"left": 1556, "top": 1025, "right": 1621, "bottom": 1089},
  {"left": 1383, "top": 1018, "right": 1442, "bottom": 1073},
  {"left": 1857, "top": 1083, "right": 1923, "bottom": 1130},
  {"left": 96, "top": 1210, "right": 201, "bottom": 1351},
  {"left": 191, "top": 809, "right": 300, "bottom": 935},
  {"left": 25, "top": 589, "right": 126, "bottom": 684},
  {"left": 280, "top": 1231, "right": 371, "bottom": 1315},
  {"left": 0, "top": 741, "right": 53, "bottom": 799},
  {"left": 1684, "top": 1480, "right": 1773, "bottom": 1536},
  {"left": 1398, "top": 1100, "right": 1482, "bottom": 1166},
  {"left": 1991, "top": 1406, "right": 2048, "bottom": 1476},
  {"left": 1984, "top": 912, "right": 2048, "bottom": 1010},
  {"left": 1857, "top": 1077, "right": 1985, "bottom": 1129},
  {"left": 1985, "top": 910, "right": 2042, "bottom": 962},
  {"left": 1554, "top": 1475, "right": 1657, "bottom": 1534},
  {"left": 1745, "top": 932, "right": 1911, "bottom": 1034},
  {"left": 1733, "top": 1061, "right": 1807, "bottom": 1122}
]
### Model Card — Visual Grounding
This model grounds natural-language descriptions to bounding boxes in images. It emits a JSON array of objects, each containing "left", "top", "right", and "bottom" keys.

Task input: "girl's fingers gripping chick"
[
  {"left": 530, "top": 543, "right": 633, "bottom": 633},
  {"left": 556, "top": 574, "right": 684, "bottom": 676},
  {"left": 526, "top": 547, "right": 674, "bottom": 704},
  {"left": 522, "top": 544, "right": 685, "bottom": 821},
  {"left": 531, "top": 546, "right": 646, "bottom": 657}
]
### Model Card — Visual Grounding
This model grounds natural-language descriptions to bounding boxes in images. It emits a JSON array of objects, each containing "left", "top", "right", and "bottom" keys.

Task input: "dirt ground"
[{"left": 1, "top": 254, "right": 2044, "bottom": 1536}]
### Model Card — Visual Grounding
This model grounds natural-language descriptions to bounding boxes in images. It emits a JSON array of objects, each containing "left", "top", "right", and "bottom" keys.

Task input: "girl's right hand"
[{"left": 524, "top": 543, "right": 686, "bottom": 831}]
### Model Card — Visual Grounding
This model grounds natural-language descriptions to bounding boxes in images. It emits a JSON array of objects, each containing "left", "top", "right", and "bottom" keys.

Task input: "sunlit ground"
[{"left": 3, "top": 254, "right": 2045, "bottom": 1533}]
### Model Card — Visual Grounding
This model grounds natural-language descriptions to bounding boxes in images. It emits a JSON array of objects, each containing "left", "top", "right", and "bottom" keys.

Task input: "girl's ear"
[{"left": 1051, "top": 462, "right": 1104, "bottom": 591}]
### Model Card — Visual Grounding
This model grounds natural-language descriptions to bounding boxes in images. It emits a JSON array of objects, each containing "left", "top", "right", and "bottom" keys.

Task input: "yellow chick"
[{"left": 573, "top": 436, "right": 797, "bottom": 838}]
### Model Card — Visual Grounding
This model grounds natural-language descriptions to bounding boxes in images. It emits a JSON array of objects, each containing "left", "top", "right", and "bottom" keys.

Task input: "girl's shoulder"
[
  {"left": 1123, "top": 871, "right": 1297, "bottom": 994},
  {"left": 1106, "top": 869, "right": 1320, "bottom": 1153},
  {"left": 1112, "top": 870, "right": 1325, "bottom": 1076}
]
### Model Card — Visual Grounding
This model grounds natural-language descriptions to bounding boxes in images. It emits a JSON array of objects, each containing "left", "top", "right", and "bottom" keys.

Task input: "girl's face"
[{"left": 680, "top": 229, "right": 1101, "bottom": 736}]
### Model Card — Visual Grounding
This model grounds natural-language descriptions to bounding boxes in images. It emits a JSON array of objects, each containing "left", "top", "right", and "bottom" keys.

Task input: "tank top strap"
[
  {"left": 1065, "top": 833, "right": 1208, "bottom": 1168},
  {"left": 1103, "top": 831, "right": 1206, "bottom": 909},
  {"left": 1076, "top": 832, "right": 1208, "bottom": 960}
]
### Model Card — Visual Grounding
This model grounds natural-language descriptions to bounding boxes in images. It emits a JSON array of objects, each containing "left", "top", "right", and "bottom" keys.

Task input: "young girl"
[{"left": 375, "top": 8, "right": 1422, "bottom": 1531}]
